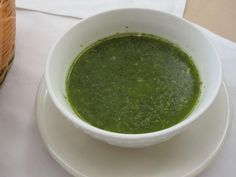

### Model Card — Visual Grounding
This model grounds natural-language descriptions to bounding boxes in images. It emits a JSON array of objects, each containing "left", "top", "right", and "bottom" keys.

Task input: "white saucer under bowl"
[{"left": 36, "top": 78, "right": 231, "bottom": 177}]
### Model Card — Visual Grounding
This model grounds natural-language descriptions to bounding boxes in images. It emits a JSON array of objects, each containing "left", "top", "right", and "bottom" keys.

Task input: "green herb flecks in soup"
[{"left": 66, "top": 33, "right": 201, "bottom": 134}]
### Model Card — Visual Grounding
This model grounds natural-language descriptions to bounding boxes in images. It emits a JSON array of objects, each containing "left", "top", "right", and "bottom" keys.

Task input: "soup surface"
[{"left": 66, "top": 33, "right": 201, "bottom": 134}]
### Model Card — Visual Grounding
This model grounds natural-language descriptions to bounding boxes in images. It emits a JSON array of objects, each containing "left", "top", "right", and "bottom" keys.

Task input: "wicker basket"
[{"left": 0, "top": 0, "right": 15, "bottom": 85}]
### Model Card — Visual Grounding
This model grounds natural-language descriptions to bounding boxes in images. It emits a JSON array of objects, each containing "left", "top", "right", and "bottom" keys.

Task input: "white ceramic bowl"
[{"left": 45, "top": 8, "right": 222, "bottom": 148}]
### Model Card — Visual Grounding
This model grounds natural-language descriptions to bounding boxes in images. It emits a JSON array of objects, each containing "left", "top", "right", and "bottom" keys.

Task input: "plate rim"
[{"left": 35, "top": 78, "right": 232, "bottom": 177}]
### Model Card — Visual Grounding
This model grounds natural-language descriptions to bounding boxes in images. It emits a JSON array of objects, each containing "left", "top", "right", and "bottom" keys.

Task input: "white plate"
[{"left": 36, "top": 78, "right": 231, "bottom": 177}]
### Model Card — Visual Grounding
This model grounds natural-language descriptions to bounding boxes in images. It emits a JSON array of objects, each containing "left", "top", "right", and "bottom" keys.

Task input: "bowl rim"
[{"left": 45, "top": 7, "right": 222, "bottom": 140}]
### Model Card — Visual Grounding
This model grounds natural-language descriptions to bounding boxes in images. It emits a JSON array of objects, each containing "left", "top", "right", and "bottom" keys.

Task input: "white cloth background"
[
  {"left": 16, "top": 0, "right": 186, "bottom": 18},
  {"left": 0, "top": 0, "right": 235, "bottom": 176}
]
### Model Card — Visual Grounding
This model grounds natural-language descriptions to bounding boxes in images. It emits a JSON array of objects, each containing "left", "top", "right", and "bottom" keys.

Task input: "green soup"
[{"left": 66, "top": 33, "right": 201, "bottom": 134}]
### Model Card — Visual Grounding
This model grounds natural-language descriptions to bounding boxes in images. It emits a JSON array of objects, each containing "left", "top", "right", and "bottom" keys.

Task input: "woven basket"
[{"left": 0, "top": 0, "right": 15, "bottom": 85}]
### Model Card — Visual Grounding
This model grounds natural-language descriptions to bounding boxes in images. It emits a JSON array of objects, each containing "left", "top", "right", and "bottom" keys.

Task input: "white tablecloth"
[{"left": 0, "top": 1, "right": 236, "bottom": 176}]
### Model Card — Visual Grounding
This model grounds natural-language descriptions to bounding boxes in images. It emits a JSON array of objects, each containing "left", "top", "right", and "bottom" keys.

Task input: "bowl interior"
[{"left": 46, "top": 9, "right": 221, "bottom": 134}]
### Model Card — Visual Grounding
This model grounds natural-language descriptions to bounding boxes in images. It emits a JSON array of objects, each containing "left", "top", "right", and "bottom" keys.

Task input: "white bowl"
[{"left": 45, "top": 8, "right": 222, "bottom": 148}]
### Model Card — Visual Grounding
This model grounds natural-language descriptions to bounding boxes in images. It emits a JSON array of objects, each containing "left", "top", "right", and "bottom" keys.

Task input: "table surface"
[{"left": 185, "top": 0, "right": 236, "bottom": 42}]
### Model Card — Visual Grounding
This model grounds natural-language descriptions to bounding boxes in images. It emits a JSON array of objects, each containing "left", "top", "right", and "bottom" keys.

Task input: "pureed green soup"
[{"left": 66, "top": 33, "right": 201, "bottom": 134}]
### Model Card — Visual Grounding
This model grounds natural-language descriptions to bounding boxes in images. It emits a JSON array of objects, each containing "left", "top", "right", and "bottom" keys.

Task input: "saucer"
[{"left": 35, "top": 78, "right": 231, "bottom": 177}]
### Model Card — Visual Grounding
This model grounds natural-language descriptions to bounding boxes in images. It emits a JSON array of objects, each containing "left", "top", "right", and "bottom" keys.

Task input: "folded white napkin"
[
  {"left": 16, "top": 0, "right": 186, "bottom": 18},
  {"left": 1, "top": 1, "right": 235, "bottom": 177}
]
